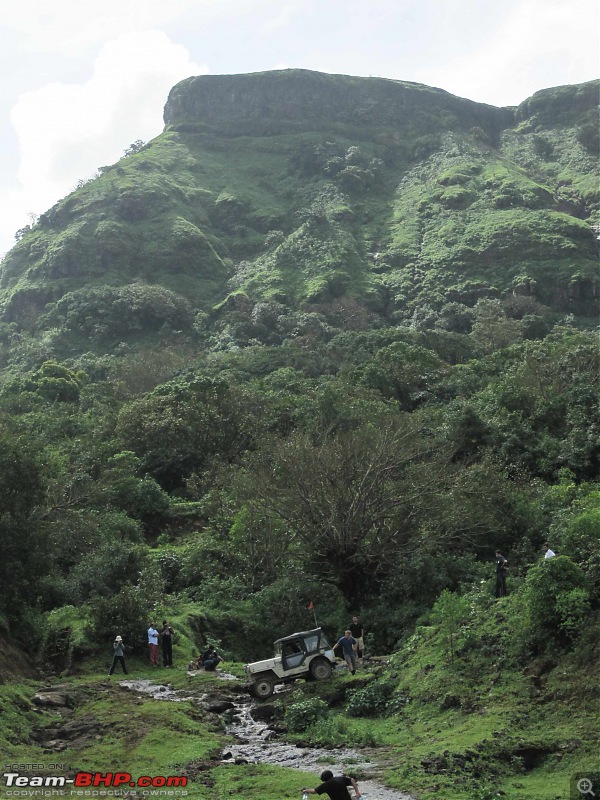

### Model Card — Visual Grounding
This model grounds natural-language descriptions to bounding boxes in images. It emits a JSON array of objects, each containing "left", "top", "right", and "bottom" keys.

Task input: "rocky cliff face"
[
  {"left": 515, "top": 79, "right": 599, "bottom": 125},
  {"left": 163, "top": 68, "right": 514, "bottom": 138},
  {"left": 0, "top": 70, "right": 597, "bottom": 343}
]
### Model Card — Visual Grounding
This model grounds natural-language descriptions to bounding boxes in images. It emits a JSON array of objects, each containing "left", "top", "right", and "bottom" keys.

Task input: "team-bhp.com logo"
[{"left": 3, "top": 772, "right": 187, "bottom": 790}]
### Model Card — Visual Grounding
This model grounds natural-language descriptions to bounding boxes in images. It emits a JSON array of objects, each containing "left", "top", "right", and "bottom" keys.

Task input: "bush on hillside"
[
  {"left": 40, "top": 605, "right": 93, "bottom": 673},
  {"left": 522, "top": 556, "right": 590, "bottom": 650},
  {"left": 346, "top": 680, "right": 394, "bottom": 717},
  {"left": 285, "top": 698, "right": 329, "bottom": 731}
]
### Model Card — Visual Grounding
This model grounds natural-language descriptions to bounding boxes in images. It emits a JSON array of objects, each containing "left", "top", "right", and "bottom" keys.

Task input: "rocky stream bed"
[{"left": 119, "top": 674, "right": 415, "bottom": 800}]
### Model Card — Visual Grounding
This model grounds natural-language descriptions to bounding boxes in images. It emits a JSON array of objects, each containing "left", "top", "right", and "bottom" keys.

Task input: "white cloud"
[
  {"left": 0, "top": 0, "right": 597, "bottom": 258},
  {"left": 419, "top": 0, "right": 600, "bottom": 106},
  {"left": 0, "top": 30, "right": 205, "bottom": 255},
  {"left": 258, "top": 0, "right": 308, "bottom": 38},
  {"left": 3, "top": 0, "right": 206, "bottom": 55},
  {"left": 2, "top": 0, "right": 288, "bottom": 56}
]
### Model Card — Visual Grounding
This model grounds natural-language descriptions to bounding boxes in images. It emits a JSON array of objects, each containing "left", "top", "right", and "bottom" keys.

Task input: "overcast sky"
[{"left": 0, "top": 0, "right": 598, "bottom": 257}]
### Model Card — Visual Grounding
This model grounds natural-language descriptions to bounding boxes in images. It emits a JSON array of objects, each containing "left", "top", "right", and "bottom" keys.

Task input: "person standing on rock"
[
  {"left": 160, "top": 620, "right": 173, "bottom": 667},
  {"left": 301, "top": 769, "right": 361, "bottom": 799},
  {"left": 108, "top": 635, "right": 128, "bottom": 676},
  {"left": 147, "top": 622, "right": 159, "bottom": 666},
  {"left": 349, "top": 615, "right": 364, "bottom": 659},
  {"left": 494, "top": 550, "right": 508, "bottom": 598}
]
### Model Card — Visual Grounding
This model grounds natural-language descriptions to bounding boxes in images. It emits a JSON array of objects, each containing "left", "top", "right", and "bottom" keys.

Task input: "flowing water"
[{"left": 121, "top": 674, "right": 416, "bottom": 800}]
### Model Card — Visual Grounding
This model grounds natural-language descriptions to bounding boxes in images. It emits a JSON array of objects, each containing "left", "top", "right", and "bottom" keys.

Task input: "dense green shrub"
[
  {"left": 48, "top": 284, "right": 194, "bottom": 340},
  {"left": 553, "top": 501, "right": 600, "bottom": 603},
  {"left": 522, "top": 556, "right": 590, "bottom": 649},
  {"left": 27, "top": 360, "right": 85, "bottom": 402},
  {"left": 346, "top": 680, "right": 394, "bottom": 717},
  {"left": 88, "top": 577, "right": 161, "bottom": 654},
  {"left": 284, "top": 698, "right": 329, "bottom": 731},
  {"left": 430, "top": 589, "right": 470, "bottom": 662},
  {"left": 40, "top": 605, "right": 93, "bottom": 672}
]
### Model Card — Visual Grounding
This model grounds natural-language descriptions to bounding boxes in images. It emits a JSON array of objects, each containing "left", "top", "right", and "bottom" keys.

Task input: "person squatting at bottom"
[{"left": 302, "top": 769, "right": 362, "bottom": 799}]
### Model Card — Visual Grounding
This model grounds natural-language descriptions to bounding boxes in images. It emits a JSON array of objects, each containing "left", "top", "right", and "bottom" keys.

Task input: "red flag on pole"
[{"left": 308, "top": 600, "right": 314, "bottom": 610}]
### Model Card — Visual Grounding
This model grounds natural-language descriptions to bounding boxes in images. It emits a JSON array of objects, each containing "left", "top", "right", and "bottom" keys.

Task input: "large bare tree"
[{"left": 241, "top": 418, "right": 452, "bottom": 607}]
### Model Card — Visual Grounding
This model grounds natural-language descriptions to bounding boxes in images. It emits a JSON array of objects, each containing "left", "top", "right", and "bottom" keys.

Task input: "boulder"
[{"left": 32, "top": 692, "right": 75, "bottom": 708}]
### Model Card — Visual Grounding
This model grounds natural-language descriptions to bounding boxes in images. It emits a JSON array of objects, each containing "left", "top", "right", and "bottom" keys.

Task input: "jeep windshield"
[{"left": 274, "top": 628, "right": 331, "bottom": 655}]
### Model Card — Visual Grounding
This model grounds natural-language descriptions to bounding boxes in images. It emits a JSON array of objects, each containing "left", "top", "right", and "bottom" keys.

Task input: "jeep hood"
[{"left": 245, "top": 656, "right": 281, "bottom": 672}]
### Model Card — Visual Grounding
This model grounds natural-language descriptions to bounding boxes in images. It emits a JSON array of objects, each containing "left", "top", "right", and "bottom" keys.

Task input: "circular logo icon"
[{"left": 577, "top": 777, "right": 595, "bottom": 796}]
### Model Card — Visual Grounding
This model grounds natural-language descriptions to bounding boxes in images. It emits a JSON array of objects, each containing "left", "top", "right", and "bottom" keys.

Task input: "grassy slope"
[
  {"left": 1, "top": 587, "right": 597, "bottom": 800},
  {"left": 0, "top": 664, "right": 316, "bottom": 800},
  {"left": 273, "top": 599, "right": 599, "bottom": 800}
]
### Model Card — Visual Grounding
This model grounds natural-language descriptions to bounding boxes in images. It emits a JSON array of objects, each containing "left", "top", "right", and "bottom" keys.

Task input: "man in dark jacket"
[
  {"left": 495, "top": 550, "right": 508, "bottom": 597},
  {"left": 160, "top": 620, "right": 173, "bottom": 667},
  {"left": 301, "top": 769, "right": 361, "bottom": 799}
]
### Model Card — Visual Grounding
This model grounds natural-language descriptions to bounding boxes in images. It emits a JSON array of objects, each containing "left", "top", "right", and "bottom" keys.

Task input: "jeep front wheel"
[
  {"left": 309, "top": 657, "right": 332, "bottom": 681},
  {"left": 251, "top": 674, "right": 275, "bottom": 699}
]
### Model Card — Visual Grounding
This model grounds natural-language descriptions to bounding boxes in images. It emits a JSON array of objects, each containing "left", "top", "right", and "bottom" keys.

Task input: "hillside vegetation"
[{"left": 0, "top": 70, "right": 598, "bottom": 799}]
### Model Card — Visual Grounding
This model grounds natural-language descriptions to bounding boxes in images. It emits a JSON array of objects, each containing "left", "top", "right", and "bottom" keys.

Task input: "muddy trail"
[{"left": 121, "top": 674, "right": 415, "bottom": 800}]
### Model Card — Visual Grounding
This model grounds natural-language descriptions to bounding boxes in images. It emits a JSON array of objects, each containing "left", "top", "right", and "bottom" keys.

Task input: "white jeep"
[{"left": 244, "top": 627, "right": 335, "bottom": 699}]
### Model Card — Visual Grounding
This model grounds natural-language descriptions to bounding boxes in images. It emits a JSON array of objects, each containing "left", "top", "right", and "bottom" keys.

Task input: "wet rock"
[
  {"left": 269, "top": 722, "right": 288, "bottom": 734},
  {"left": 32, "top": 692, "right": 75, "bottom": 708},
  {"left": 222, "top": 751, "right": 233, "bottom": 760},
  {"left": 250, "top": 703, "right": 277, "bottom": 721},
  {"left": 119, "top": 680, "right": 190, "bottom": 702},
  {"left": 234, "top": 758, "right": 249, "bottom": 765},
  {"left": 42, "top": 740, "right": 67, "bottom": 751},
  {"left": 34, "top": 716, "right": 113, "bottom": 752},
  {"left": 205, "top": 700, "right": 235, "bottom": 714}
]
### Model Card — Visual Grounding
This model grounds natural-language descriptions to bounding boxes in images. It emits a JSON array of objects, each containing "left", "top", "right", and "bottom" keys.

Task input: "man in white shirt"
[
  {"left": 148, "top": 623, "right": 159, "bottom": 665},
  {"left": 542, "top": 543, "right": 556, "bottom": 559}
]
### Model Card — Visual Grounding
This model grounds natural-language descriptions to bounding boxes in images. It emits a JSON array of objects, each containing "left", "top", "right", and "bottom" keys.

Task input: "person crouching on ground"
[
  {"left": 337, "top": 630, "right": 358, "bottom": 675},
  {"left": 202, "top": 645, "right": 224, "bottom": 671},
  {"left": 301, "top": 769, "right": 361, "bottom": 799}
]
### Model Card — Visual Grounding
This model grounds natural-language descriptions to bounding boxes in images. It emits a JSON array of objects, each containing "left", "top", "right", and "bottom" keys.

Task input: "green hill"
[
  {"left": 0, "top": 71, "right": 597, "bottom": 356},
  {"left": 0, "top": 69, "right": 598, "bottom": 800}
]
